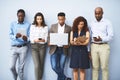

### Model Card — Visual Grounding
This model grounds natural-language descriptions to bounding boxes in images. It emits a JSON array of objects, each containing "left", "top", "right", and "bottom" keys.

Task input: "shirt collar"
[
  {"left": 58, "top": 23, "right": 65, "bottom": 28},
  {"left": 94, "top": 17, "right": 104, "bottom": 23},
  {"left": 17, "top": 21, "right": 25, "bottom": 24}
]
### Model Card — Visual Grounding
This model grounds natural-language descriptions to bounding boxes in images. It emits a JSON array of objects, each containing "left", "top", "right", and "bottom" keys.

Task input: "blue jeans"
[{"left": 50, "top": 47, "right": 67, "bottom": 80}]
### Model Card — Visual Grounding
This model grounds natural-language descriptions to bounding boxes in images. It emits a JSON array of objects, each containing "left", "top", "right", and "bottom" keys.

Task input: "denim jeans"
[{"left": 50, "top": 47, "right": 67, "bottom": 80}]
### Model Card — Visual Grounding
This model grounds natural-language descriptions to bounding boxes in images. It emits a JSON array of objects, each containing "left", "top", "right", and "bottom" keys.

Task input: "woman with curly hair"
[{"left": 70, "top": 16, "right": 90, "bottom": 80}]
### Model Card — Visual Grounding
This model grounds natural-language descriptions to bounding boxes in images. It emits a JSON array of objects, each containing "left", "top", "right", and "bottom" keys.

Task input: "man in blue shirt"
[{"left": 9, "top": 9, "right": 30, "bottom": 80}]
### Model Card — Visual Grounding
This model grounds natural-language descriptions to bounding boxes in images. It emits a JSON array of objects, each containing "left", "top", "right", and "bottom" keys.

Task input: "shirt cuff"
[{"left": 101, "top": 37, "right": 109, "bottom": 43}]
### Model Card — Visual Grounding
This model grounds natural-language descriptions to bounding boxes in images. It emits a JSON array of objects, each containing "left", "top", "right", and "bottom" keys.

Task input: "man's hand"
[
  {"left": 16, "top": 33, "right": 22, "bottom": 38},
  {"left": 22, "top": 35, "right": 27, "bottom": 41},
  {"left": 93, "top": 36, "right": 102, "bottom": 42},
  {"left": 63, "top": 45, "right": 69, "bottom": 48}
]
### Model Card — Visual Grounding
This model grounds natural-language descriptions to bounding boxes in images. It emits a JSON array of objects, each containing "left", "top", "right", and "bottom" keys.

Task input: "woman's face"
[
  {"left": 36, "top": 16, "right": 43, "bottom": 24},
  {"left": 78, "top": 21, "right": 84, "bottom": 30}
]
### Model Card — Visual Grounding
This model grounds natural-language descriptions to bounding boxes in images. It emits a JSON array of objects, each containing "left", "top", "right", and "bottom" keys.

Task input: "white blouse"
[{"left": 30, "top": 25, "right": 48, "bottom": 44}]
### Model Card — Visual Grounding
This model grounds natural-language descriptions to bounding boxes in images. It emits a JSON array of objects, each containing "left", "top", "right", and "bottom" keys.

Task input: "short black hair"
[
  {"left": 17, "top": 9, "right": 25, "bottom": 16},
  {"left": 57, "top": 12, "right": 65, "bottom": 17}
]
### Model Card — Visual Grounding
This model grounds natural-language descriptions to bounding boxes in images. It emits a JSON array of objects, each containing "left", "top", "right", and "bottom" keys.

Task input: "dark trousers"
[{"left": 31, "top": 43, "right": 46, "bottom": 80}]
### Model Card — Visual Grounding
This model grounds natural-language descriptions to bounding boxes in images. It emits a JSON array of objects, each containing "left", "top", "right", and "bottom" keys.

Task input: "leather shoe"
[{"left": 65, "top": 77, "right": 71, "bottom": 80}]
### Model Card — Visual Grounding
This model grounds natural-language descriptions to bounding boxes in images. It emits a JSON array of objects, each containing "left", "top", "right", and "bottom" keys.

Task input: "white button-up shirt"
[
  {"left": 57, "top": 23, "right": 65, "bottom": 47},
  {"left": 30, "top": 25, "right": 48, "bottom": 44},
  {"left": 58, "top": 23, "right": 65, "bottom": 34},
  {"left": 90, "top": 18, "right": 113, "bottom": 43}
]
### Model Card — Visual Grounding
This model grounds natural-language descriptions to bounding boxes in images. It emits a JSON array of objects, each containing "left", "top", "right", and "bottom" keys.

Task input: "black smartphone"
[
  {"left": 93, "top": 37, "right": 97, "bottom": 39},
  {"left": 39, "top": 38, "right": 42, "bottom": 40}
]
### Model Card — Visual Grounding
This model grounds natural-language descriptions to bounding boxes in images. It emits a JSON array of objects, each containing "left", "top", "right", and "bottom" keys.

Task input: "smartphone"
[
  {"left": 39, "top": 38, "right": 42, "bottom": 40},
  {"left": 93, "top": 37, "right": 97, "bottom": 39}
]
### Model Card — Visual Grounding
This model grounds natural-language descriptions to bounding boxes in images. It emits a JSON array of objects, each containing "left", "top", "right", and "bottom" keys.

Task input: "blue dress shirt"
[{"left": 9, "top": 21, "right": 30, "bottom": 46}]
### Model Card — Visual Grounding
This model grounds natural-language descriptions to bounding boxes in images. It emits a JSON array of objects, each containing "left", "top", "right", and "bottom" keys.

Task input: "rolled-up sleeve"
[{"left": 102, "top": 21, "right": 113, "bottom": 43}]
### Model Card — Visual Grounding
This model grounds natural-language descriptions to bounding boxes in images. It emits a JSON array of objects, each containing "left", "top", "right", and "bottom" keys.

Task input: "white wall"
[{"left": 0, "top": 0, "right": 120, "bottom": 80}]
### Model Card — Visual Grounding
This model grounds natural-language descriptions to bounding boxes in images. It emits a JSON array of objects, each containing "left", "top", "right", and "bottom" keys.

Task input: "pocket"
[
  {"left": 39, "top": 44, "right": 46, "bottom": 49},
  {"left": 31, "top": 44, "right": 38, "bottom": 49},
  {"left": 105, "top": 44, "right": 110, "bottom": 50}
]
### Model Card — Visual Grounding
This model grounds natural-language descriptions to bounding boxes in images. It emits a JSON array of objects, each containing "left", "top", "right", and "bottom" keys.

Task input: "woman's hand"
[
  {"left": 34, "top": 39, "right": 39, "bottom": 43},
  {"left": 34, "top": 38, "right": 45, "bottom": 43},
  {"left": 72, "top": 37, "right": 83, "bottom": 45}
]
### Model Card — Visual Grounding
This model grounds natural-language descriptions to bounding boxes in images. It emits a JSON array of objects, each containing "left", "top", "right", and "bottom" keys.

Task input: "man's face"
[
  {"left": 58, "top": 16, "right": 65, "bottom": 26},
  {"left": 17, "top": 12, "right": 25, "bottom": 23},
  {"left": 95, "top": 9, "right": 103, "bottom": 21}
]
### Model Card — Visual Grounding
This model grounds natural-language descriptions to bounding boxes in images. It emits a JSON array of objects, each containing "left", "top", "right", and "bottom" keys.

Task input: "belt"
[
  {"left": 57, "top": 46, "right": 63, "bottom": 49},
  {"left": 12, "top": 44, "right": 27, "bottom": 47},
  {"left": 92, "top": 42, "right": 107, "bottom": 45}
]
